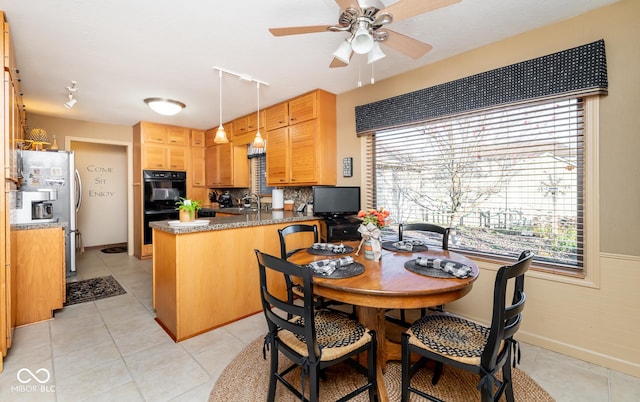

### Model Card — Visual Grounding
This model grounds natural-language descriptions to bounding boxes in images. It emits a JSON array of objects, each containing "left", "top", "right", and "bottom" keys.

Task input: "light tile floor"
[{"left": 1, "top": 248, "right": 638, "bottom": 401}]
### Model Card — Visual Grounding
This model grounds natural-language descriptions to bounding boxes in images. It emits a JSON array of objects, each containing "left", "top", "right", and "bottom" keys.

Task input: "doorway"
[{"left": 67, "top": 137, "right": 133, "bottom": 255}]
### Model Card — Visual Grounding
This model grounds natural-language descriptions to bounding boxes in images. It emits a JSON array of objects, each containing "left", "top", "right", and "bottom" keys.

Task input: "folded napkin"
[
  {"left": 392, "top": 239, "right": 426, "bottom": 251},
  {"left": 414, "top": 257, "right": 473, "bottom": 278},
  {"left": 312, "top": 242, "right": 346, "bottom": 254},
  {"left": 307, "top": 256, "right": 354, "bottom": 276}
]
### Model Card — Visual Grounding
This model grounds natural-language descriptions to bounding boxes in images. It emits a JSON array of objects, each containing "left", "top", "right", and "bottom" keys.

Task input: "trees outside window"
[{"left": 372, "top": 98, "right": 584, "bottom": 269}]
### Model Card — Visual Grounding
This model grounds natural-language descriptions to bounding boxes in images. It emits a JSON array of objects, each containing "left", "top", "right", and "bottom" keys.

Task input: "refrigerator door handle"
[{"left": 75, "top": 169, "right": 82, "bottom": 212}]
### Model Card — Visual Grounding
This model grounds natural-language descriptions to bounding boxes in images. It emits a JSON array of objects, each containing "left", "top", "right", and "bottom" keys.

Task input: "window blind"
[{"left": 367, "top": 97, "right": 585, "bottom": 269}]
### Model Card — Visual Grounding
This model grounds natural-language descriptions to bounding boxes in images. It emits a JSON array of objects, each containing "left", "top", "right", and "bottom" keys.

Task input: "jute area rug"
[{"left": 210, "top": 336, "right": 555, "bottom": 402}]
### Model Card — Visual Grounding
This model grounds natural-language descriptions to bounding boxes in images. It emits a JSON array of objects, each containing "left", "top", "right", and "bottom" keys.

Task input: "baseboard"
[{"left": 516, "top": 330, "right": 640, "bottom": 378}]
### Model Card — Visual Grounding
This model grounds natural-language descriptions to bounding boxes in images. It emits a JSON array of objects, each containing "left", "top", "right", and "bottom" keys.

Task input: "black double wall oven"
[{"left": 143, "top": 170, "right": 186, "bottom": 245}]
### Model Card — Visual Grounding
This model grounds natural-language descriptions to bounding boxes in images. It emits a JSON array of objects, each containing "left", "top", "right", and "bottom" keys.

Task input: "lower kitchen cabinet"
[{"left": 13, "top": 227, "right": 65, "bottom": 326}]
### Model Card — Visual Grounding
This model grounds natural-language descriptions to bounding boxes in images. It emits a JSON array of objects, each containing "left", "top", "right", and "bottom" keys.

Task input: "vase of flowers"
[
  {"left": 175, "top": 198, "right": 202, "bottom": 222},
  {"left": 356, "top": 208, "right": 390, "bottom": 261}
]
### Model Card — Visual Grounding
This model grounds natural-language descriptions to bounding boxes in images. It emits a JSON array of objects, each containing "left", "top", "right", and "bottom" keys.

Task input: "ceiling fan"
[{"left": 269, "top": 0, "right": 462, "bottom": 68}]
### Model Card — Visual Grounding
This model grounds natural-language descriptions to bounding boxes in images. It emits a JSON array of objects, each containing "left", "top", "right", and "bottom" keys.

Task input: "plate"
[
  {"left": 167, "top": 219, "right": 210, "bottom": 227},
  {"left": 309, "top": 262, "right": 365, "bottom": 279},
  {"left": 307, "top": 245, "right": 354, "bottom": 256},
  {"left": 382, "top": 241, "right": 429, "bottom": 253},
  {"left": 404, "top": 259, "right": 475, "bottom": 279}
]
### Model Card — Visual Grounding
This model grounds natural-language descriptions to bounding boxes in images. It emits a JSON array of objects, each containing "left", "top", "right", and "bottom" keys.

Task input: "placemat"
[
  {"left": 309, "top": 262, "right": 365, "bottom": 279},
  {"left": 382, "top": 241, "right": 429, "bottom": 253},
  {"left": 404, "top": 259, "right": 458, "bottom": 278},
  {"left": 307, "top": 245, "right": 354, "bottom": 256}
]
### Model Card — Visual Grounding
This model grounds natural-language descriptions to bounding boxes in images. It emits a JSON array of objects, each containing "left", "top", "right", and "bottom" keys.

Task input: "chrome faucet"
[{"left": 251, "top": 193, "right": 261, "bottom": 211}]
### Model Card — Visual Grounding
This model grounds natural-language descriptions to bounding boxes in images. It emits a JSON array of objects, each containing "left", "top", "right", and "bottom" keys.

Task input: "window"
[
  {"left": 249, "top": 153, "right": 274, "bottom": 196},
  {"left": 369, "top": 97, "right": 587, "bottom": 272}
]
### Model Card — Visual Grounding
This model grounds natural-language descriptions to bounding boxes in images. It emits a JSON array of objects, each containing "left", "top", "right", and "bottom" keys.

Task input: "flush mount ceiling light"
[{"left": 144, "top": 97, "right": 186, "bottom": 116}]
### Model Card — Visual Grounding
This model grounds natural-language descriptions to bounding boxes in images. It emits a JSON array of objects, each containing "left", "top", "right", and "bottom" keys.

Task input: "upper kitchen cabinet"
[
  {"left": 288, "top": 91, "right": 317, "bottom": 125},
  {"left": 134, "top": 122, "right": 188, "bottom": 171},
  {"left": 265, "top": 102, "right": 288, "bottom": 131},
  {"left": 247, "top": 109, "right": 265, "bottom": 131},
  {"left": 266, "top": 89, "right": 336, "bottom": 186},
  {"left": 205, "top": 143, "right": 249, "bottom": 188},
  {"left": 231, "top": 116, "right": 248, "bottom": 138},
  {"left": 191, "top": 129, "right": 205, "bottom": 147}
]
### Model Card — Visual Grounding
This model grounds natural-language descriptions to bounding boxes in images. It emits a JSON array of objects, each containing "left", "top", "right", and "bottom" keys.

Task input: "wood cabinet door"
[
  {"left": 232, "top": 116, "right": 248, "bottom": 138},
  {"left": 205, "top": 145, "right": 219, "bottom": 186},
  {"left": 191, "top": 147, "right": 205, "bottom": 186},
  {"left": 266, "top": 127, "right": 289, "bottom": 185},
  {"left": 217, "top": 143, "right": 233, "bottom": 185},
  {"left": 167, "top": 127, "right": 189, "bottom": 145},
  {"left": 289, "top": 91, "right": 317, "bottom": 125},
  {"left": 168, "top": 145, "right": 187, "bottom": 171},
  {"left": 247, "top": 110, "right": 265, "bottom": 131},
  {"left": 265, "top": 102, "right": 288, "bottom": 131},
  {"left": 142, "top": 122, "right": 167, "bottom": 143},
  {"left": 289, "top": 120, "right": 317, "bottom": 184},
  {"left": 191, "top": 130, "right": 205, "bottom": 147},
  {"left": 143, "top": 143, "right": 167, "bottom": 170}
]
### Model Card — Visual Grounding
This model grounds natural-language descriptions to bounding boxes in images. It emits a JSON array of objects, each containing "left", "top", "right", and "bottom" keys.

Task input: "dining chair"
[
  {"left": 278, "top": 224, "right": 355, "bottom": 317},
  {"left": 401, "top": 250, "right": 534, "bottom": 402},
  {"left": 387, "top": 222, "right": 451, "bottom": 327},
  {"left": 255, "top": 250, "right": 378, "bottom": 402}
]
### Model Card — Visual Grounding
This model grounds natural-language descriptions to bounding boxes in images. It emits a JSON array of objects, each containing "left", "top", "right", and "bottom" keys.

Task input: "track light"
[
  {"left": 64, "top": 81, "right": 78, "bottom": 109},
  {"left": 144, "top": 97, "right": 186, "bottom": 116},
  {"left": 214, "top": 69, "right": 229, "bottom": 144},
  {"left": 64, "top": 93, "right": 77, "bottom": 109}
]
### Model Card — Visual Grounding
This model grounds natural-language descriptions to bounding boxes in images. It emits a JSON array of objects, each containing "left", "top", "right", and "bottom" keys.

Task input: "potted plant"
[{"left": 175, "top": 198, "right": 202, "bottom": 222}]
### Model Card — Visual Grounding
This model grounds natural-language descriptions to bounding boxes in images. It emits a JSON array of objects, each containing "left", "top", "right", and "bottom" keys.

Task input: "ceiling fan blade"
[
  {"left": 382, "top": 0, "right": 462, "bottom": 23},
  {"left": 269, "top": 25, "right": 332, "bottom": 36},
  {"left": 334, "top": 0, "right": 361, "bottom": 12},
  {"left": 330, "top": 58, "right": 349, "bottom": 68},
  {"left": 382, "top": 29, "right": 433, "bottom": 59}
]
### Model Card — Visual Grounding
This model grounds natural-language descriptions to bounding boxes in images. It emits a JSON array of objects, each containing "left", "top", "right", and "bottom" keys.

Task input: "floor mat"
[
  {"left": 101, "top": 246, "right": 127, "bottom": 253},
  {"left": 64, "top": 275, "right": 127, "bottom": 306}
]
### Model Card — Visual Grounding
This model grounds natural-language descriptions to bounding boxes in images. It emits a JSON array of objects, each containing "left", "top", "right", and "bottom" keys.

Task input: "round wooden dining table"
[{"left": 288, "top": 240, "right": 479, "bottom": 402}]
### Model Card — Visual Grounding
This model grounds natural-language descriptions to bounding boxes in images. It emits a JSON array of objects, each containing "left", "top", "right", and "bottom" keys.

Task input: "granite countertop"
[
  {"left": 13, "top": 220, "right": 68, "bottom": 230},
  {"left": 149, "top": 211, "right": 319, "bottom": 234}
]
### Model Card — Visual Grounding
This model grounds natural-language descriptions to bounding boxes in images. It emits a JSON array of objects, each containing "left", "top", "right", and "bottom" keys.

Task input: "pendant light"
[
  {"left": 214, "top": 70, "right": 229, "bottom": 144},
  {"left": 252, "top": 82, "right": 265, "bottom": 148}
]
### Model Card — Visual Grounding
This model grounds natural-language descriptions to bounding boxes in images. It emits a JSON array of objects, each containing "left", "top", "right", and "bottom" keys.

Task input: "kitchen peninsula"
[{"left": 150, "top": 211, "right": 320, "bottom": 341}]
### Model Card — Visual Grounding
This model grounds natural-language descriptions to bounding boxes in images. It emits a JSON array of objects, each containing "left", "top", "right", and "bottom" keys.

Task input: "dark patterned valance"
[{"left": 355, "top": 39, "right": 607, "bottom": 134}]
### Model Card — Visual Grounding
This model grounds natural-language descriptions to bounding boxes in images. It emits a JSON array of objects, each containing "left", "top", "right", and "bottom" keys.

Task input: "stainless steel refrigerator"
[{"left": 18, "top": 150, "right": 81, "bottom": 277}]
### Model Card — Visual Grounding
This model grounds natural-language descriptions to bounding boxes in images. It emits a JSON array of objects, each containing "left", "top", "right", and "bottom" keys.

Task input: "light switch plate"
[{"left": 343, "top": 157, "right": 353, "bottom": 177}]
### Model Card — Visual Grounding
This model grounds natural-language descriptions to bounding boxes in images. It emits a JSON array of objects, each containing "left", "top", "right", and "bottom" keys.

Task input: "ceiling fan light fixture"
[
  {"left": 144, "top": 97, "right": 185, "bottom": 116},
  {"left": 351, "top": 25, "right": 374, "bottom": 54},
  {"left": 367, "top": 41, "right": 386, "bottom": 64},
  {"left": 332, "top": 39, "right": 352, "bottom": 64}
]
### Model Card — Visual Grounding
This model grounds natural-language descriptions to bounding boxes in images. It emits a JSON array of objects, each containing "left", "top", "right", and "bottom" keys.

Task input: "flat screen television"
[{"left": 312, "top": 186, "right": 361, "bottom": 217}]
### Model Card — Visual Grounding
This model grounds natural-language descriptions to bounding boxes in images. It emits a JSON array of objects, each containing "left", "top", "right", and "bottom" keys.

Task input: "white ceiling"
[{"left": 0, "top": 0, "right": 618, "bottom": 131}]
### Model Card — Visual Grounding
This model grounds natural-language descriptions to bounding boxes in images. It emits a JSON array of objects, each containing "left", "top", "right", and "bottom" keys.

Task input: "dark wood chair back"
[{"left": 399, "top": 223, "right": 450, "bottom": 249}]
